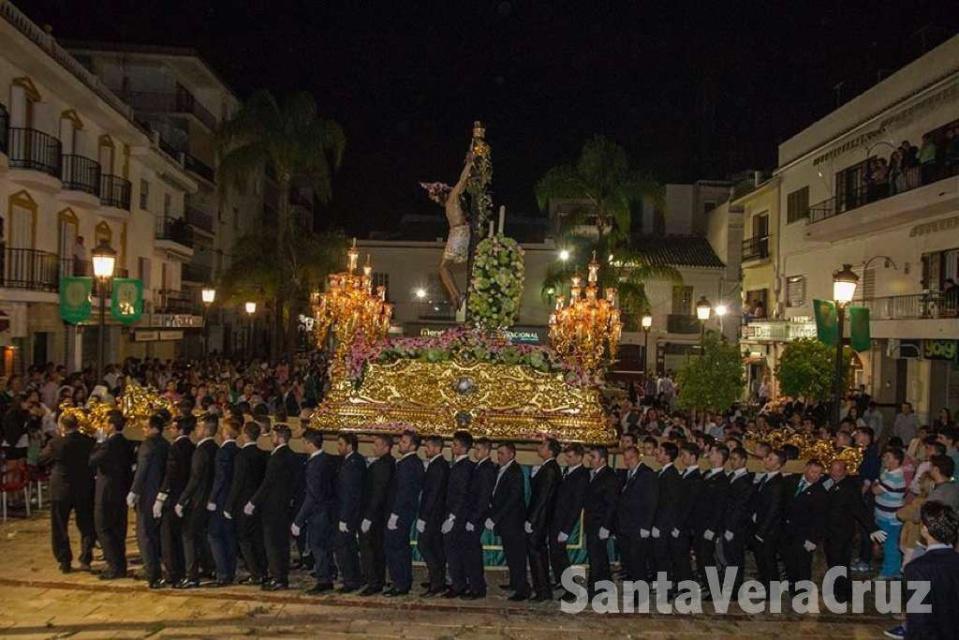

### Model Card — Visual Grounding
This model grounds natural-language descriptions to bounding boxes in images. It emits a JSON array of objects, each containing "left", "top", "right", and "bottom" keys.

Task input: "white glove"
[
  {"left": 598, "top": 527, "right": 610, "bottom": 540},
  {"left": 442, "top": 516, "right": 455, "bottom": 535},
  {"left": 291, "top": 523, "right": 301, "bottom": 537},
  {"left": 870, "top": 529, "right": 888, "bottom": 543},
  {"left": 361, "top": 518, "right": 372, "bottom": 533},
  {"left": 639, "top": 529, "right": 650, "bottom": 539},
  {"left": 223, "top": 511, "right": 232, "bottom": 520},
  {"left": 557, "top": 531, "right": 569, "bottom": 543},
  {"left": 126, "top": 492, "right": 137, "bottom": 508},
  {"left": 339, "top": 521, "right": 349, "bottom": 533},
  {"left": 243, "top": 501, "right": 255, "bottom": 516},
  {"left": 465, "top": 522, "right": 475, "bottom": 532},
  {"left": 754, "top": 534, "right": 764, "bottom": 543},
  {"left": 651, "top": 527, "right": 661, "bottom": 538},
  {"left": 670, "top": 528, "right": 680, "bottom": 538},
  {"left": 206, "top": 502, "right": 216, "bottom": 512},
  {"left": 524, "top": 521, "right": 533, "bottom": 534},
  {"left": 416, "top": 519, "right": 426, "bottom": 534},
  {"left": 703, "top": 529, "right": 715, "bottom": 541},
  {"left": 174, "top": 504, "right": 184, "bottom": 518},
  {"left": 96, "top": 429, "right": 107, "bottom": 444},
  {"left": 484, "top": 518, "right": 495, "bottom": 531},
  {"left": 152, "top": 499, "right": 163, "bottom": 519},
  {"left": 724, "top": 530, "right": 734, "bottom": 542},
  {"left": 803, "top": 540, "right": 816, "bottom": 552},
  {"left": 387, "top": 513, "right": 398, "bottom": 531}
]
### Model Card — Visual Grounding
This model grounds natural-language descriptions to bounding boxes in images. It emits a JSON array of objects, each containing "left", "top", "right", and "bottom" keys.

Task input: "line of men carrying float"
[{"left": 46, "top": 401, "right": 888, "bottom": 603}]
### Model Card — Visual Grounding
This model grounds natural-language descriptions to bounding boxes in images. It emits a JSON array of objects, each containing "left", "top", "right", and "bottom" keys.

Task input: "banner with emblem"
[
  {"left": 813, "top": 299, "right": 838, "bottom": 346},
  {"left": 59, "top": 276, "right": 93, "bottom": 324},
  {"left": 848, "top": 306, "right": 871, "bottom": 352},
  {"left": 110, "top": 278, "right": 144, "bottom": 325}
]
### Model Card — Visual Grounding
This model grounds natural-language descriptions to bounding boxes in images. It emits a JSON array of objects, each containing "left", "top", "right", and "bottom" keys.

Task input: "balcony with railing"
[
  {"left": 0, "top": 247, "right": 60, "bottom": 292},
  {"left": 860, "top": 292, "right": 958, "bottom": 321},
  {"left": 184, "top": 153, "right": 215, "bottom": 183},
  {"left": 155, "top": 216, "right": 194, "bottom": 250},
  {"left": 100, "top": 174, "right": 131, "bottom": 211},
  {"left": 155, "top": 288, "right": 201, "bottom": 315},
  {"left": 666, "top": 314, "right": 701, "bottom": 334},
  {"left": 182, "top": 262, "right": 212, "bottom": 283},
  {"left": 121, "top": 90, "right": 217, "bottom": 131},
  {"left": 0, "top": 103, "right": 8, "bottom": 155},
  {"left": 61, "top": 154, "right": 101, "bottom": 195},
  {"left": 185, "top": 203, "right": 214, "bottom": 233},
  {"left": 741, "top": 235, "right": 770, "bottom": 263},
  {"left": 7, "top": 127, "right": 62, "bottom": 177}
]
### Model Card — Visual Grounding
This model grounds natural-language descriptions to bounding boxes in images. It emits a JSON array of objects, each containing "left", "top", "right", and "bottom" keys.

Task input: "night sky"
[{"left": 22, "top": 0, "right": 958, "bottom": 236}]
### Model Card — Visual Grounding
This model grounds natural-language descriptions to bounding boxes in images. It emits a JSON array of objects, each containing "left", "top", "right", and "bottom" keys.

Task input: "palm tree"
[
  {"left": 536, "top": 135, "right": 680, "bottom": 328},
  {"left": 217, "top": 90, "right": 345, "bottom": 355}
]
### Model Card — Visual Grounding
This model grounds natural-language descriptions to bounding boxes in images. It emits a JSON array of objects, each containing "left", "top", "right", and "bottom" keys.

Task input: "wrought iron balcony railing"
[
  {"left": 7, "top": 127, "right": 62, "bottom": 177},
  {"left": 61, "top": 154, "right": 101, "bottom": 195}
]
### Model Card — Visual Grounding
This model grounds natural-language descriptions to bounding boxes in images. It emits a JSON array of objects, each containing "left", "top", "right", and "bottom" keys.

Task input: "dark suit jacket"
[
  {"left": 653, "top": 464, "right": 683, "bottom": 532},
  {"left": 445, "top": 456, "right": 475, "bottom": 523},
  {"left": 130, "top": 434, "right": 169, "bottom": 507},
  {"left": 208, "top": 441, "right": 239, "bottom": 510},
  {"left": 750, "top": 471, "right": 787, "bottom": 541},
  {"left": 824, "top": 475, "right": 877, "bottom": 543},
  {"left": 552, "top": 465, "right": 588, "bottom": 536},
  {"left": 89, "top": 433, "right": 134, "bottom": 506},
  {"left": 693, "top": 468, "right": 728, "bottom": 534},
  {"left": 527, "top": 458, "right": 561, "bottom": 532},
  {"left": 226, "top": 443, "right": 267, "bottom": 515},
  {"left": 584, "top": 466, "right": 621, "bottom": 534},
  {"left": 783, "top": 475, "right": 827, "bottom": 545},
  {"left": 361, "top": 454, "right": 394, "bottom": 524},
  {"left": 678, "top": 467, "right": 704, "bottom": 531},
  {"left": 904, "top": 547, "right": 959, "bottom": 640},
  {"left": 723, "top": 469, "right": 755, "bottom": 534},
  {"left": 159, "top": 436, "right": 195, "bottom": 504},
  {"left": 336, "top": 451, "right": 366, "bottom": 529},
  {"left": 40, "top": 431, "right": 95, "bottom": 501},
  {"left": 252, "top": 445, "right": 300, "bottom": 517},
  {"left": 293, "top": 450, "right": 337, "bottom": 528},
  {"left": 616, "top": 463, "right": 658, "bottom": 536},
  {"left": 466, "top": 457, "right": 497, "bottom": 527},
  {"left": 489, "top": 460, "right": 525, "bottom": 535},
  {"left": 387, "top": 453, "right": 424, "bottom": 524},
  {"left": 419, "top": 455, "right": 449, "bottom": 526},
  {"left": 178, "top": 438, "right": 218, "bottom": 511}
]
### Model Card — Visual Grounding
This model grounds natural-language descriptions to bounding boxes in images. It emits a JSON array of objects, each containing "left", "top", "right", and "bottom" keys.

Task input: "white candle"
[{"left": 498, "top": 205, "right": 506, "bottom": 235}]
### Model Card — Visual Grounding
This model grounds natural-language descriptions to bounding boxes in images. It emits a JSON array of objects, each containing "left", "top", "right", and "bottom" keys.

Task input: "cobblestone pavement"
[{"left": 0, "top": 511, "right": 892, "bottom": 639}]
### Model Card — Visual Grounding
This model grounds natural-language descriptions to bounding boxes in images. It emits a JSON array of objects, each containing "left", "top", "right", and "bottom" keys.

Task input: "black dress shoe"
[
  {"left": 148, "top": 580, "right": 164, "bottom": 589},
  {"left": 383, "top": 588, "right": 409, "bottom": 597},
  {"left": 358, "top": 585, "right": 382, "bottom": 596},
  {"left": 508, "top": 592, "right": 530, "bottom": 602},
  {"left": 59, "top": 564, "right": 72, "bottom": 574},
  {"left": 337, "top": 585, "right": 360, "bottom": 594},
  {"left": 461, "top": 591, "right": 486, "bottom": 600},
  {"left": 420, "top": 581, "right": 430, "bottom": 589},
  {"left": 98, "top": 572, "right": 122, "bottom": 581},
  {"left": 441, "top": 588, "right": 461, "bottom": 598},
  {"left": 419, "top": 588, "right": 436, "bottom": 597},
  {"left": 208, "top": 579, "right": 234, "bottom": 588},
  {"left": 532, "top": 592, "right": 553, "bottom": 602},
  {"left": 499, "top": 583, "right": 513, "bottom": 590},
  {"left": 174, "top": 579, "right": 200, "bottom": 589},
  {"left": 305, "top": 582, "right": 333, "bottom": 594},
  {"left": 263, "top": 580, "right": 289, "bottom": 591},
  {"left": 237, "top": 575, "right": 263, "bottom": 586}
]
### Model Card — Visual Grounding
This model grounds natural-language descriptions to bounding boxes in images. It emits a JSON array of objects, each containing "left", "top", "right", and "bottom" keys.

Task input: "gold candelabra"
[
  {"left": 311, "top": 238, "right": 393, "bottom": 356},
  {"left": 548, "top": 252, "right": 622, "bottom": 371}
]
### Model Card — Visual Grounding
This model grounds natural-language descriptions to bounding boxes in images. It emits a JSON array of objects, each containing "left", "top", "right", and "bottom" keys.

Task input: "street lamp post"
[
  {"left": 641, "top": 313, "right": 653, "bottom": 373},
  {"left": 714, "top": 303, "right": 728, "bottom": 339},
  {"left": 245, "top": 301, "right": 257, "bottom": 359},
  {"left": 201, "top": 287, "right": 216, "bottom": 355},
  {"left": 91, "top": 241, "right": 117, "bottom": 385},
  {"left": 696, "top": 295, "right": 712, "bottom": 353},
  {"left": 832, "top": 264, "right": 859, "bottom": 425}
]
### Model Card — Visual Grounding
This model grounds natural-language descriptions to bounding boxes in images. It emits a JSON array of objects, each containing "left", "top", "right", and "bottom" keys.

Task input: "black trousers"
[
  {"left": 418, "top": 522, "right": 446, "bottom": 591},
  {"left": 262, "top": 508, "right": 291, "bottom": 584},
  {"left": 50, "top": 496, "right": 95, "bottom": 567},
  {"left": 652, "top": 535, "right": 673, "bottom": 581},
  {"left": 781, "top": 537, "right": 813, "bottom": 585},
  {"left": 463, "top": 525, "right": 486, "bottom": 595},
  {"left": 499, "top": 526, "right": 530, "bottom": 595},
  {"left": 722, "top": 530, "right": 746, "bottom": 586},
  {"left": 94, "top": 499, "right": 128, "bottom": 575},
  {"left": 618, "top": 532, "right": 651, "bottom": 582},
  {"left": 527, "top": 525, "right": 552, "bottom": 597},
  {"left": 694, "top": 531, "right": 717, "bottom": 582},
  {"left": 668, "top": 531, "right": 694, "bottom": 584},
  {"left": 751, "top": 534, "right": 780, "bottom": 586},
  {"left": 549, "top": 528, "right": 571, "bottom": 588},
  {"left": 160, "top": 509, "right": 185, "bottom": 582},
  {"left": 333, "top": 528, "right": 362, "bottom": 588},
  {"left": 359, "top": 522, "right": 386, "bottom": 590},
  {"left": 824, "top": 535, "right": 853, "bottom": 602},
  {"left": 182, "top": 506, "right": 212, "bottom": 581},
  {"left": 585, "top": 530, "right": 611, "bottom": 591},
  {"left": 443, "top": 525, "right": 469, "bottom": 594},
  {"left": 136, "top": 505, "right": 162, "bottom": 582},
  {"left": 236, "top": 512, "right": 266, "bottom": 579}
]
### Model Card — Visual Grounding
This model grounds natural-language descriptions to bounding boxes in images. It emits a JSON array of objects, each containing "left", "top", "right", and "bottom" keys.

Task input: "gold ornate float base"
[{"left": 310, "top": 359, "right": 614, "bottom": 443}]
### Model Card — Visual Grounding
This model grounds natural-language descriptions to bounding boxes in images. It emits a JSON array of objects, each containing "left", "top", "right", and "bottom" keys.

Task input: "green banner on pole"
[
  {"left": 110, "top": 278, "right": 144, "bottom": 325},
  {"left": 848, "top": 306, "right": 871, "bottom": 352},
  {"left": 813, "top": 299, "right": 838, "bottom": 346},
  {"left": 59, "top": 276, "right": 93, "bottom": 324}
]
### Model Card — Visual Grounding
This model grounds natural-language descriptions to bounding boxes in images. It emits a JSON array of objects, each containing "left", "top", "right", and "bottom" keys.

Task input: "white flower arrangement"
[{"left": 467, "top": 235, "right": 525, "bottom": 331}]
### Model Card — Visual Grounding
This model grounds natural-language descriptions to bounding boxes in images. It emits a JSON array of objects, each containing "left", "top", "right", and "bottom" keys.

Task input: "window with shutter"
[
  {"left": 786, "top": 186, "right": 809, "bottom": 223},
  {"left": 786, "top": 276, "right": 806, "bottom": 307}
]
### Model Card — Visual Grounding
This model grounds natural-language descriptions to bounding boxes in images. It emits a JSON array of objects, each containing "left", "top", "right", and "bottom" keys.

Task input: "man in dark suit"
[
  {"left": 749, "top": 449, "right": 788, "bottom": 587},
  {"left": 291, "top": 429, "right": 337, "bottom": 593},
  {"left": 694, "top": 444, "right": 729, "bottom": 586},
  {"left": 441, "top": 430, "right": 475, "bottom": 598},
  {"left": 526, "top": 437, "right": 562, "bottom": 601},
  {"left": 357, "top": 434, "right": 395, "bottom": 596},
  {"left": 651, "top": 442, "right": 682, "bottom": 582},
  {"left": 781, "top": 459, "right": 827, "bottom": 587},
  {"left": 41, "top": 413, "right": 95, "bottom": 573},
  {"left": 154, "top": 411, "right": 196, "bottom": 586},
  {"left": 206, "top": 418, "right": 240, "bottom": 585},
  {"left": 616, "top": 445, "right": 658, "bottom": 585},
  {"left": 175, "top": 414, "right": 219, "bottom": 588},
  {"left": 551, "top": 443, "right": 588, "bottom": 594},
  {"left": 89, "top": 410, "right": 134, "bottom": 579},
  {"left": 247, "top": 424, "right": 300, "bottom": 590},
  {"left": 900, "top": 501, "right": 959, "bottom": 639},
  {"left": 384, "top": 430, "right": 424, "bottom": 597},
  {"left": 417, "top": 435, "right": 449, "bottom": 596},
  {"left": 487, "top": 441, "right": 530, "bottom": 601},
  {"left": 225, "top": 421, "right": 268, "bottom": 585},
  {"left": 128, "top": 413, "right": 170, "bottom": 587},
  {"left": 582, "top": 445, "right": 621, "bottom": 595},
  {"left": 672, "top": 443, "right": 703, "bottom": 585},
  {"left": 463, "top": 437, "right": 496, "bottom": 599},
  {"left": 722, "top": 446, "right": 754, "bottom": 588},
  {"left": 333, "top": 432, "right": 366, "bottom": 593}
]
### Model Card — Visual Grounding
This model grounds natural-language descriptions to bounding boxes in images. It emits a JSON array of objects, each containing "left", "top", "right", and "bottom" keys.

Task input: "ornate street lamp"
[
  {"left": 91, "top": 240, "right": 116, "bottom": 384},
  {"left": 714, "top": 303, "right": 728, "bottom": 337},
  {"left": 641, "top": 313, "right": 653, "bottom": 374},
  {"left": 832, "top": 264, "right": 859, "bottom": 425}
]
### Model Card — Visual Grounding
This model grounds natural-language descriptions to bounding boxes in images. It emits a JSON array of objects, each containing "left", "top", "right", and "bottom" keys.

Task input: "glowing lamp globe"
[{"left": 91, "top": 241, "right": 117, "bottom": 280}]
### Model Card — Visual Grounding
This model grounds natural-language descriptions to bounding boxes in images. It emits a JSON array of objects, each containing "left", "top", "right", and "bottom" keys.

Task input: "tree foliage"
[
  {"left": 776, "top": 338, "right": 851, "bottom": 402},
  {"left": 676, "top": 332, "right": 745, "bottom": 412}
]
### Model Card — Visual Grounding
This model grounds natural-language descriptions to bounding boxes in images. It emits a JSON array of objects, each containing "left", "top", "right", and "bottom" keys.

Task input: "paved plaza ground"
[{"left": 0, "top": 510, "right": 894, "bottom": 639}]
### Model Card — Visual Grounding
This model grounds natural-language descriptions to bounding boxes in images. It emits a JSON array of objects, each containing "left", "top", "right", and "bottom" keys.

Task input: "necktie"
[{"left": 795, "top": 480, "right": 806, "bottom": 497}]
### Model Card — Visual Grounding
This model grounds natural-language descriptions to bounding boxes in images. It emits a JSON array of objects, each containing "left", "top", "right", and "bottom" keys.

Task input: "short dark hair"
[
  {"left": 372, "top": 433, "right": 394, "bottom": 449},
  {"left": 176, "top": 416, "right": 196, "bottom": 436},
  {"left": 855, "top": 426, "right": 875, "bottom": 442},
  {"left": 273, "top": 423, "right": 292, "bottom": 443},
  {"left": 660, "top": 441, "right": 679, "bottom": 461},
  {"left": 402, "top": 430, "right": 421, "bottom": 448},
  {"left": 621, "top": 433, "right": 637, "bottom": 445},
  {"left": 642, "top": 436, "right": 658, "bottom": 447},
  {"left": 563, "top": 443, "right": 584, "bottom": 457},
  {"left": 474, "top": 437, "right": 491, "bottom": 450},
  {"left": 202, "top": 414, "right": 219, "bottom": 436},
  {"left": 806, "top": 458, "right": 824, "bottom": 471},
  {"left": 106, "top": 409, "right": 125, "bottom": 432},
  {"left": 623, "top": 445, "right": 639, "bottom": 458},
  {"left": 497, "top": 441, "right": 516, "bottom": 455},
  {"left": 452, "top": 430, "right": 474, "bottom": 450},
  {"left": 425, "top": 435, "right": 444, "bottom": 449},
  {"left": 713, "top": 445, "right": 730, "bottom": 464},
  {"left": 590, "top": 445, "right": 609, "bottom": 461},
  {"left": 930, "top": 454, "right": 955, "bottom": 480},
  {"left": 60, "top": 413, "right": 79, "bottom": 432},
  {"left": 680, "top": 442, "right": 700, "bottom": 459},
  {"left": 883, "top": 447, "right": 905, "bottom": 465},
  {"left": 768, "top": 448, "right": 787, "bottom": 467},
  {"left": 243, "top": 421, "right": 261, "bottom": 441},
  {"left": 730, "top": 446, "right": 748, "bottom": 463},
  {"left": 338, "top": 432, "right": 359, "bottom": 451},
  {"left": 148, "top": 413, "right": 165, "bottom": 432},
  {"left": 544, "top": 437, "right": 561, "bottom": 457},
  {"left": 782, "top": 444, "right": 800, "bottom": 461},
  {"left": 921, "top": 501, "right": 959, "bottom": 546},
  {"left": 303, "top": 429, "right": 324, "bottom": 448}
]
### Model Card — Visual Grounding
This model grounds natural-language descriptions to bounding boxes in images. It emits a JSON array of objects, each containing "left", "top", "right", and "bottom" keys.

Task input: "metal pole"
[
  {"left": 700, "top": 322, "right": 706, "bottom": 355},
  {"left": 96, "top": 279, "right": 106, "bottom": 383},
  {"left": 644, "top": 329, "right": 649, "bottom": 373},
  {"left": 203, "top": 305, "right": 209, "bottom": 356},
  {"left": 833, "top": 304, "right": 846, "bottom": 426}
]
